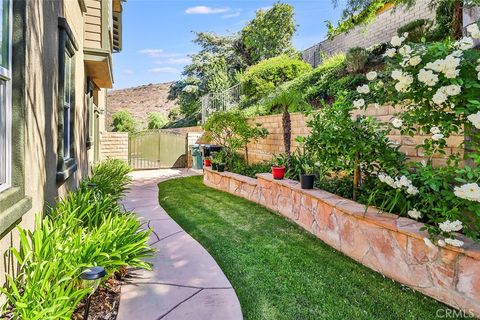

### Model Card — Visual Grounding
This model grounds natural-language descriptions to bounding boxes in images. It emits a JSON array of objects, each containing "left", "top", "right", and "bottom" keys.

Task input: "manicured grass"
[{"left": 158, "top": 176, "right": 456, "bottom": 320}]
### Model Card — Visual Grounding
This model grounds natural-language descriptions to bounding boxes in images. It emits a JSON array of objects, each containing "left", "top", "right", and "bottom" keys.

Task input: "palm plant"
[{"left": 266, "top": 87, "right": 307, "bottom": 167}]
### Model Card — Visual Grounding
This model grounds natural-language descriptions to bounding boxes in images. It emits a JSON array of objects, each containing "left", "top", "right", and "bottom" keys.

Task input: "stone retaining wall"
[{"left": 204, "top": 168, "right": 480, "bottom": 317}]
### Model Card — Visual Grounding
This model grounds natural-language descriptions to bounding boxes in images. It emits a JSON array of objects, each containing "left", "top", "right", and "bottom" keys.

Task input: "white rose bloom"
[
  {"left": 423, "top": 237, "right": 435, "bottom": 249},
  {"left": 439, "top": 220, "right": 463, "bottom": 232},
  {"left": 391, "top": 118, "right": 403, "bottom": 128},
  {"left": 466, "top": 23, "right": 480, "bottom": 39},
  {"left": 406, "top": 185, "right": 419, "bottom": 195},
  {"left": 407, "top": 209, "right": 422, "bottom": 220},
  {"left": 476, "top": 65, "right": 480, "bottom": 72},
  {"left": 418, "top": 69, "right": 438, "bottom": 86},
  {"left": 408, "top": 56, "right": 422, "bottom": 66},
  {"left": 426, "top": 60, "right": 445, "bottom": 73},
  {"left": 454, "top": 183, "right": 480, "bottom": 202},
  {"left": 478, "top": 71, "right": 480, "bottom": 81},
  {"left": 385, "top": 48, "right": 396, "bottom": 58},
  {"left": 384, "top": 176, "right": 395, "bottom": 187},
  {"left": 455, "top": 37, "right": 474, "bottom": 50},
  {"left": 378, "top": 173, "right": 386, "bottom": 183},
  {"left": 437, "top": 239, "right": 446, "bottom": 247},
  {"left": 399, "top": 45, "right": 412, "bottom": 56},
  {"left": 443, "top": 67, "right": 460, "bottom": 79},
  {"left": 366, "top": 71, "right": 377, "bottom": 81},
  {"left": 391, "top": 69, "right": 403, "bottom": 80},
  {"left": 451, "top": 50, "right": 463, "bottom": 58},
  {"left": 430, "top": 126, "right": 441, "bottom": 134},
  {"left": 467, "top": 111, "right": 480, "bottom": 129},
  {"left": 390, "top": 35, "right": 404, "bottom": 47},
  {"left": 403, "top": 32, "right": 409, "bottom": 38},
  {"left": 353, "top": 99, "right": 365, "bottom": 108},
  {"left": 432, "top": 90, "right": 448, "bottom": 105},
  {"left": 444, "top": 84, "right": 461, "bottom": 96},
  {"left": 432, "top": 133, "right": 444, "bottom": 141},
  {"left": 357, "top": 84, "right": 370, "bottom": 94},
  {"left": 445, "top": 238, "right": 464, "bottom": 247}
]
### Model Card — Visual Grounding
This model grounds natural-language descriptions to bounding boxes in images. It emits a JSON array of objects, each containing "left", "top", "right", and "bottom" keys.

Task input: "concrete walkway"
[{"left": 117, "top": 169, "right": 243, "bottom": 320}]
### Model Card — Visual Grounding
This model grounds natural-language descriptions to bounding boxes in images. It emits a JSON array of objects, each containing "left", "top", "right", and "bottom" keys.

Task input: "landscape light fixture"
[{"left": 80, "top": 266, "right": 106, "bottom": 320}]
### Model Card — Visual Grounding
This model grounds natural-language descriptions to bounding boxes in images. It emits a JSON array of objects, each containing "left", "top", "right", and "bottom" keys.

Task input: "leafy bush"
[
  {"left": 345, "top": 47, "right": 369, "bottom": 73},
  {"left": 111, "top": 110, "right": 137, "bottom": 133},
  {"left": 241, "top": 55, "right": 312, "bottom": 102},
  {"left": 397, "top": 19, "right": 433, "bottom": 43},
  {"left": 147, "top": 112, "right": 168, "bottom": 129},
  {"left": 80, "top": 158, "right": 132, "bottom": 201},
  {"left": 1, "top": 160, "right": 153, "bottom": 319},
  {"left": 203, "top": 110, "right": 268, "bottom": 163}
]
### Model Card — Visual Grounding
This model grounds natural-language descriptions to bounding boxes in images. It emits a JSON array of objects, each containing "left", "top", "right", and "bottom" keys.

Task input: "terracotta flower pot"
[
  {"left": 272, "top": 166, "right": 286, "bottom": 180},
  {"left": 204, "top": 159, "right": 211, "bottom": 167},
  {"left": 300, "top": 174, "right": 315, "bottom": 189}
]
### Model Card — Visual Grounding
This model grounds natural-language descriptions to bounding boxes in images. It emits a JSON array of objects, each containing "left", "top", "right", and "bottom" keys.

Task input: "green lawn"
[{"left": 158, "top": 176, "right": 456, "bottom": 320}]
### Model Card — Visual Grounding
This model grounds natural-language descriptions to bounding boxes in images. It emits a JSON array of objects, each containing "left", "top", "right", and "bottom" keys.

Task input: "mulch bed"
[{"left": 72, "top": 277, "right": 123, "bottom": 320}]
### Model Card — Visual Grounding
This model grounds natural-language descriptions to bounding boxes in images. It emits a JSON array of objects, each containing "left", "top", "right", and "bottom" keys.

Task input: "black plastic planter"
[
  {"left": 300, "top": 174, "right": 315, "bottom": 189},
  {"left": 217, "top": 163, "right": 226, "bottom": 172},
  {"left": 212, "top": 163, "right": 218, "bottom": 170}
]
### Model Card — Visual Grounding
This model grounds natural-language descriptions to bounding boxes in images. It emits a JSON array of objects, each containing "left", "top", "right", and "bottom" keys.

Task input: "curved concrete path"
[{"left": 117, "top": 169, "right": 243, "bottom": 320}]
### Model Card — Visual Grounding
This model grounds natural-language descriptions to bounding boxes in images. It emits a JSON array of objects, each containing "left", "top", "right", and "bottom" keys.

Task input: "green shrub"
[
  {"left": 80, "top": 158, "right": 132, "bottom": 201},
  {"left": 1, "top": 159, "right": 153, "bottom": 318},
  {"left": 203, "top": 110, "right": 268, "bottom": 163},
  {"left": 345, "top": 47, "right": 369, "bottom": 74},
  {"left": 241, "top": 55, "right": 312, "bottom": 102},
  {"left": 147, "top": 112, "right": 168, "bottom": 129},
  {"left": 397, "top": 19, "right": 433, "bottom": 43},
  {"left": 111, "top": 110, "right": 137, "bottom": 133}
]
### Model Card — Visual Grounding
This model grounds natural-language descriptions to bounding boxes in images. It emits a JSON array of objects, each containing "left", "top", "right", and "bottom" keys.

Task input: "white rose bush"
[{"left": 354, "top": 31, "right": 480, "bottom": 245}]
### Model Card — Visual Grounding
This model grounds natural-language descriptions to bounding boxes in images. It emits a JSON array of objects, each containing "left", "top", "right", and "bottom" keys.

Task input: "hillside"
[{"left": 106, "top": 82, "right": 179, "bottom": 130}]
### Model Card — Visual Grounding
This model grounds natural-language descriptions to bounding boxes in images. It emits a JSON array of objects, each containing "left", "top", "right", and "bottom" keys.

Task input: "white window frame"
[{"left": 0, "top": 0, "right": 12, "bottom": 193}]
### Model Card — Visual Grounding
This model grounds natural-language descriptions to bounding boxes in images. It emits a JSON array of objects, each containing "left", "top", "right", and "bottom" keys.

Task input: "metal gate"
[{"left": 128, "top": 131, "right": 187, "bottom": 170}]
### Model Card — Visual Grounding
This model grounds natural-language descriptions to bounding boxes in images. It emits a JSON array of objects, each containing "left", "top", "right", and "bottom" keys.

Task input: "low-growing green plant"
[
  {"left": 80, "top": 158, "right": 132, "bottom": 201},
  {"left": 397, "top": 19, "right": 433, "bottom": 43},
  {"left": 1, "top": 159, "right": 153, "bottom": 318},
  {"left": 147, "top": 112, "right": 168, "bottom": 129}
]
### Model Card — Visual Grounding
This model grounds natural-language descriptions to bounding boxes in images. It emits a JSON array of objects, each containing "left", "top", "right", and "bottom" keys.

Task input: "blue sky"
[{"left": 112, "top": 0, "right": 346, "bottom": 89}]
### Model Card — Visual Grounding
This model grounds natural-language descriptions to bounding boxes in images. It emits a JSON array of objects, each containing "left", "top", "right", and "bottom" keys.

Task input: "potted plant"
[
  {"left": 271, "top": 158, "right": 286, "bottom": 179},
  {"left": 217, "top": 162, "right": 226, "bottom": 172},
  {"left": 300, "top": 164, "right": 315, "bottom": 189},
  {"left": 204, "top": 157, "right": 212, "bottom": 167}
]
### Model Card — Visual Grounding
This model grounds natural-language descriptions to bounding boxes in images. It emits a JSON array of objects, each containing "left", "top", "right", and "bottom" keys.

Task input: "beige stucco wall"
[{"left": 0, "top": 0, "right": 97, "bottom": 301}]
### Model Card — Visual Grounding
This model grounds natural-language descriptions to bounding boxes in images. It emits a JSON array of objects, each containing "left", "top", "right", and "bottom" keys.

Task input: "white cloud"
[
  {"left": 222, "top": 11, "right": 241, "bottom": 19},
  {"left": 138, "top": 48, "right": 164, "bottom": 58},
  {"left": 123, "top": 69, "right": 134, "bottom": 75},
  {"left": 167, "top": 58, "right": 191, "bottom": 64},
  {"left": 148, "top": 67, "right": 179, "bottom": 73},
  {"left": 185, "top": 6, "right": 230, "bottom": 14}
]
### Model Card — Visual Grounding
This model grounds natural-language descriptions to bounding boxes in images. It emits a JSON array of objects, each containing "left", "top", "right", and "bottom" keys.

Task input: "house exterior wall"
[{"left": 0, "top": 0, "right": 123, "bottom": 302}]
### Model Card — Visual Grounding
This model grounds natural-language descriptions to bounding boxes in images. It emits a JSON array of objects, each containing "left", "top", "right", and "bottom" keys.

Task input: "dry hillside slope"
[{"left": 106, "top": 82, "right": 178, "bottom": 130}]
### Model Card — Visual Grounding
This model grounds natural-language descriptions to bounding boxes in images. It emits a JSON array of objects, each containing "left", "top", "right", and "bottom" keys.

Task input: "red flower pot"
[
  {"left": 272, "top": 166, "right": 285, "bottom": 180},
  {"left": 204, "top": 159, "right": 211, "bottom": 167}
]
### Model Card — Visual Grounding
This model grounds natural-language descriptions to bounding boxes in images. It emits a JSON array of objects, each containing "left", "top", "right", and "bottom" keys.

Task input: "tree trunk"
[
  {"left": 282, "top": 104, "right": 291, "bottom": 167},
  {"left": 452, "top": 0, "right": 463, "bottom": 39}
]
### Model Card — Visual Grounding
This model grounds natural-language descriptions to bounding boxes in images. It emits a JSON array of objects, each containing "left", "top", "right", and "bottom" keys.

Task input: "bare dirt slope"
[{"left": 106, "top": 82, "right": 178, "bottom": 130}]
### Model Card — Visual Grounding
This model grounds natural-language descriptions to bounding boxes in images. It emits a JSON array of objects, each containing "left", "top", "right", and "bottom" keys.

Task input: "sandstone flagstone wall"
[{"left": 204, "top": 168, "right": 480, "bottom": 317}]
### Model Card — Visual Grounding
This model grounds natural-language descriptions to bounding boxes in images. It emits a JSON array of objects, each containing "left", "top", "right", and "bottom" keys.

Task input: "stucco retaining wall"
[{"left": 204, "top": 168, "right": 480, "bottom": 317}]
